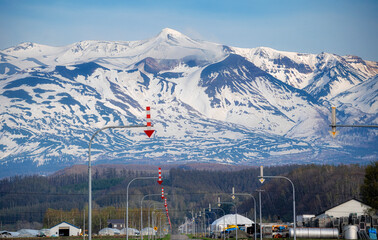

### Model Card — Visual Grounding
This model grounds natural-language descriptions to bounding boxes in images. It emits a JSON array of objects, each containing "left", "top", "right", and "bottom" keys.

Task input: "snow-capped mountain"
[
  {"left": 0, "top": 28, "right": 377, "bottom": 177},
  {"left": 1, "top": 28, "right": 226, "bottom": 69},
  {"left": 233, "top": 47, "right": 378, "bottom": 100}
]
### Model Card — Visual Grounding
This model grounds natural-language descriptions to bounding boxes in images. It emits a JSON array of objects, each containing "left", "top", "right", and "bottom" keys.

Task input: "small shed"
[{"left": 50, "top": 221, "right": 81, "bottom": 237}]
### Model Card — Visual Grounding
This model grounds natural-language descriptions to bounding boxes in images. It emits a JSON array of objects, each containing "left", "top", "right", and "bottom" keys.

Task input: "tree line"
[{"left": 0, "top": 162, "right": 376, "bottom": 232}]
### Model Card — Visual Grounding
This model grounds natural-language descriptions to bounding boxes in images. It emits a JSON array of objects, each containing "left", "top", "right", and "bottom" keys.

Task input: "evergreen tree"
[{"left": 360, "top": 161, "right": 378, "bottom": 210}]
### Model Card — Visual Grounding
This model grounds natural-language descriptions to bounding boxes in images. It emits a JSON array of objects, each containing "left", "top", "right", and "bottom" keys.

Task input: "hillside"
[{"left": 0, "top": 164, "right": 367, "bottom": 231}]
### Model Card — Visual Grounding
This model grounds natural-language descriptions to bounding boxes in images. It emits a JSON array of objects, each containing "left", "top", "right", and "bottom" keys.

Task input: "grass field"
[
  {"left": 2, "top": 235, "right": 340, "bottom": 240},
  {"left": 1, "top": 236, "right": 170, "bottom": 240}
]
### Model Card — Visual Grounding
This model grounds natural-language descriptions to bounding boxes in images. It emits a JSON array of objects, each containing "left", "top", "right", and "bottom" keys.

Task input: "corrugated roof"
[{"left": 49, "top": 221, "right": 80, "bottom": 230}]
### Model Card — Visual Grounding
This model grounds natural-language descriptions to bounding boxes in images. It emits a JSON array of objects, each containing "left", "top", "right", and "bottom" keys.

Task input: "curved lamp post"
[
  {"left": 217, "top": 200, "right": 238, "bottom": 240},
  {"left": 206, "top": 211, "right": 217, "bottom": 237},
  {"left": 88, "top": 124, "right": 147, "bottom": 240},
  {"left": 187, "top": 211, "right": 195, "bottom": 235},
  {"left": 148, "top": 201, "right": 162, "bottom": 240},
  {"left": 126, "top": 177, "right": 158, "bottom": 240},
  {"left": 141, "top": 194, "right": 161, "bottom": 240},
  {"left": 259, "top": 175, "right": 296, "bottom": 240},
  {"left": 152, "top": 207, "right": 165, "bottom": 239},
  {"left": 210, "top": 206, "right": 226, "bottom": 240},
  {"left": 231, "top": 188, "right": 257, "bottom": 240}
]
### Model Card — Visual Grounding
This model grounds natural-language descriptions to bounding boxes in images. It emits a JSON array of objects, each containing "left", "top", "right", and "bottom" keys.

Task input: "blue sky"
[{"left": 0, "top": 0, "right": 377, "bottom": 61}]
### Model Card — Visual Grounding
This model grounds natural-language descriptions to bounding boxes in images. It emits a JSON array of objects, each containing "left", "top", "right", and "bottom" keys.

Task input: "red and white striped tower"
[
  {"left": 157, "top": 167, "right": 163, "bottom": 185},
  {"left": 144, "top": 106, "right": 155, "bottom": 138},
  {"left": 161, "top": 187, "right": 165, "bottom": 199},
  {"left": 146, "top": 106, "right": 151, "bottom": 128}
]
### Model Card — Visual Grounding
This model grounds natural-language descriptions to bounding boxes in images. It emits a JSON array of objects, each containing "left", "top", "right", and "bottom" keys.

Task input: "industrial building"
[
  {"left": 316, "top": 199, "right": 371, "bottom": 219},
  {"left": 296, "top": 199, "right": 377, "bottom": 239}
]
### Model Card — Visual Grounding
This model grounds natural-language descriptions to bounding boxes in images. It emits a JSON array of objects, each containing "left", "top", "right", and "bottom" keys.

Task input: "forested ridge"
[{"left": 0, "top": 163, "right": 372, "bottom": 232}]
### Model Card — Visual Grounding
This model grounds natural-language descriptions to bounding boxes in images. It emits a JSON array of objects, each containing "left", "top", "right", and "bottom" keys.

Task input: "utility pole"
[{"left": 83, "top": 209, "right": 85, "bottom": 240}]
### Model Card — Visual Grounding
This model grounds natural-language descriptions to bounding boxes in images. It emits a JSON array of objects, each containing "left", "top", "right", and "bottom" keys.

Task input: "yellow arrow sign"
[{"left": 329, "top": 130, "right": 339, "bottom": 138}]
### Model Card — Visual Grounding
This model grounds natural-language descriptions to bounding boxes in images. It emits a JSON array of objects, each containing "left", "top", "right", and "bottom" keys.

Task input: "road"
[{"left": 170, "top": 234, "right": 200, "bottom": 240}]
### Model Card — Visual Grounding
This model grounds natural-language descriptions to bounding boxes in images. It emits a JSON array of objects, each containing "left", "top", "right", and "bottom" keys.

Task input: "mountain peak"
[
  {"left": 4, "top": 42, "right": 37, "bottom": 52},
  {"left": 160, "top": 28, "right": 184, "bottom": 37},
  {"left": 155, "top": 28, "right": 189, "bottom": 42}
]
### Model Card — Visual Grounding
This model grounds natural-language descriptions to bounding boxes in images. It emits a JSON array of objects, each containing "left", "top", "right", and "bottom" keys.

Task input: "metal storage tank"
[
  {"left": 289, "top": 228, "right": 339, "bottom": 238},
  {"left": 343, "top": 225, "right": 358, "bottom": 240}
]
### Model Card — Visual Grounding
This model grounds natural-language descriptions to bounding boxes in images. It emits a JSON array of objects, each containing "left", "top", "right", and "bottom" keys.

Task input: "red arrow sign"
[
  {"left": 157, "top": 167, "right": 163, "bottom": 185},
  {"left": 144, "top": 130, "right": 155, "bottom": 138},
  {"left": 144, "top": 106, "right": 155, "bottom": 138}
]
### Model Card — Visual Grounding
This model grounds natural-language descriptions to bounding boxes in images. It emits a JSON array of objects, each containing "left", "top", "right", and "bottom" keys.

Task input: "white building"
[
  {"left": 17, "top": 229, "right": 39, "bottom": 237},
  {"left": 49, "top": 221, "right": 81, "bottom": 237},
  {"left": 211, "top": 214, "right": 254, "bottom": 232},
  {"left": 316, "top": 199, "right": 371, "bottom": 218},
  {"left": 297, "top": 215, "right": 315, "bottom": 222},
  {"left": 140, "top": 227, "right": 157, "bottom": 236},
  {"left": 99, "top": 228, "right": 115, "bottom": 236},
  {"left": 120, "top": 227, "right": 140, "bottom": 236}
]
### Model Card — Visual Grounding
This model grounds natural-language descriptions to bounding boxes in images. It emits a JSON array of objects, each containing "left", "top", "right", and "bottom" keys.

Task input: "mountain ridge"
[{"left": 0, "top": 28, "right": 377, "bottom": 178}]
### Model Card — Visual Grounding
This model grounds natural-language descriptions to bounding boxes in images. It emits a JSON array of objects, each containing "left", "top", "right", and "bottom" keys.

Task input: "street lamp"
[
  {"left": 140, "top": 194, "right": 161, "bottom": 240},
  {"left": 258, "top": 171, "right": 296, "bottom": 240},
  {"left": 186, "top": 211, "right": 194, "bottom": 235},
  {"left": 126, "top": 177, "right": 158, "bottom": 240},
  {"left": 88, "top": 124, "right": 148, "bottom": 240},
  {"left": 210, "top": 205, "right": 226, "bottom": 240},
  {"left": 206, "top": 207, "right": 217, "bottom": 237},
  {"left": 217, "top": 198, "right": 238, "bottom": 240},
  {"left": 232, "top": 187, "right": 257, "bottom": 240},
  {"left": 152, "top": 207, "right": 165, "bottom": 240},
  {"left": 148, "top": 202, "right": 164, "bottom": 240},
  {"left": 87, "top": 106, "right": 155, "bottom": 240}
]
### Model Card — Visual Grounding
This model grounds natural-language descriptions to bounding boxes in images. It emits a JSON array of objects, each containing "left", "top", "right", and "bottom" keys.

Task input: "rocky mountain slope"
[{"left": 0, "top": 28, "right": 377, "bottom": 177}]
